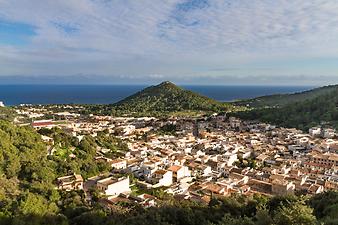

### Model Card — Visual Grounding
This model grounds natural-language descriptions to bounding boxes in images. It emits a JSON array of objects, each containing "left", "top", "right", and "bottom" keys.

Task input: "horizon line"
[{"left": 0, "top": 83, "right": 319, "bottom": 87}]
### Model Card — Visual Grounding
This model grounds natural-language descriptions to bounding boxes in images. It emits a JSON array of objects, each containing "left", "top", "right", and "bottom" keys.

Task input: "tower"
[{"left": 193, "top": 120, "right": 200, "bottom": 139}]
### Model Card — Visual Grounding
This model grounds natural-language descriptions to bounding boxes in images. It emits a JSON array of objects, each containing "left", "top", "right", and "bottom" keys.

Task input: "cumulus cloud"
[{"left": 0, "top": 0, "right": 338, "bottom": 84}]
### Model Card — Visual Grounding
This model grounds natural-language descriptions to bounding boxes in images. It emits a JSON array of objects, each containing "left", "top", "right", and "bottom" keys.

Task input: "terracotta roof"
[
  {"left": 168, "top": 165, "right": 182, "bottom": 172},
  {"left": 111, "top": 159, "right": 126, "bottom": 164},
  {"left": 203, "top": 183, "right": 223, "bottom": 193},
  {"left": 154, "top": 169, "right": 168, "bottom": 175}
]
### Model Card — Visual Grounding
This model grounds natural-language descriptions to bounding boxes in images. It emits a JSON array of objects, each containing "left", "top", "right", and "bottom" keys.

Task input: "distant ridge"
[
  {"left": 234, "top": 84, "right": 338, "bottom": 131},
  {"left": 235, "top": 84, "right": 338, "bottom": 108},
  {"left": 112, "top": 81, "right": 229, "bottom": 113}
]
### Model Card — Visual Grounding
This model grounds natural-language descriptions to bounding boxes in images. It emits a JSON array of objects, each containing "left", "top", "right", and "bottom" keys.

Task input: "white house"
[
  {"left": 110, "top": 159, "right": 127, "bottom": 170},
  {"left": 187, "top": 162, "right": 212, "bottom": 177},
  {"left": 96, "top": 176, "right": 131, "bottom": 196},
  {"left": 202, "top": 165, "right": 212, "bottom": 177},
  {"left": 168, "top": 165, "right": 191, "bottom": 182},
  {"left": 152, "top": 170, "right": 173, "bottom": 187},
  {"left": 223, "top": 152, "right": 238, "bottom": 166},
  {"left": 115, "top": 125, "right": 136, "bottom": 135},
  {"left": 309, "top": 127, "right": 321, "bottom": 137},
  {"left": 140, "top": 162, "right": 158, "bottom": 179},
  {"left": 322, "top": 128, "right": 336, "bottom": 139}
]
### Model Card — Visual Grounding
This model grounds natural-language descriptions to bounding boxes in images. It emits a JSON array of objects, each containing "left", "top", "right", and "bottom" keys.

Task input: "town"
[{"left": 14, "top": 104, "right": 338, "bottom": 211}]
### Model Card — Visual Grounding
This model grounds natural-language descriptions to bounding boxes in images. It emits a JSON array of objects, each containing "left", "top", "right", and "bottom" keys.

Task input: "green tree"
[
  {"left": 273, "top": 200, "right": 317, "bottom": 225},
  {"left": 18, "top": 192, "right": 58, "bottom": 216}
]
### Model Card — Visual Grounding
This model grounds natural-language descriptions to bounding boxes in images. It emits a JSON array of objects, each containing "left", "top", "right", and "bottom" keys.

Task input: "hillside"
[
  {"left": 111, "top": 81, "right": 230, "bottom": 114},
  {"left": 234, "top": 87, "right": 338, "bottom": 131},
  {"left": 235, "top": 85, "right": 338, "bottom": 108},
  {"left": 0, "top": 107, "right": 16, "bottom": 121}
]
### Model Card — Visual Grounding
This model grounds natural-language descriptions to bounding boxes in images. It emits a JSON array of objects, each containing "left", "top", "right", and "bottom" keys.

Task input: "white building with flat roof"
[
  {"left": 96, "top": 176, "right": 131, "bottom": 196},
  {"left": 0, "top": 101, "right": 4, "bottom": 107},
  {"left": 309, "top": 127, "right": 321, "bottom": 137}
]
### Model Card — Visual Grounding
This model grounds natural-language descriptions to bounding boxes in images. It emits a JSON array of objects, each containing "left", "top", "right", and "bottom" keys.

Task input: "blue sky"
[{"left": 0, "top": 0, "right": 338, "bottom": 85}]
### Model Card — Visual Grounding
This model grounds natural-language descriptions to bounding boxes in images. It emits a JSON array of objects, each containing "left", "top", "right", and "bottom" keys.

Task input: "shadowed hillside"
[
  {"left": 234, "top": 86, "right": 338, "bottom": 131},
  {"left": 235, "top": 85, "right": 338, "bottom": 108}
]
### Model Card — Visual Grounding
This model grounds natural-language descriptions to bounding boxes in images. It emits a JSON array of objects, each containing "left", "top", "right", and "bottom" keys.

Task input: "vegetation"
[
  {"left": 108, "top": 81, "right": 231, "bottom": 116},
  {"left": 10, "top": 82, "right": 247, "bottom": 117},
  {"left": 2, "top": 185, "right": 338, "bottom": 225},
  {"left": 95, "top": 130, "right": 129, "bottom": 158},
  {"left": 1, "top": 120, "right": 338, "bottom": 224},
  {"left": 0, "top": 120, "right": 60, "bottom": 223},
  {"left": 40, "top": 128, "right": 128, "bottom": 179},
  {"left": 0, "top": 107, "right": 16, "bottom": 121},
  {"left": 0, "top": 120, "right": 112, "bottom": 223},
  {"left": 235, "top": 85, "right": 338, "bottom": 108},
  {"left": 233, "top": 87, "right": 338, "bottom": 131}
]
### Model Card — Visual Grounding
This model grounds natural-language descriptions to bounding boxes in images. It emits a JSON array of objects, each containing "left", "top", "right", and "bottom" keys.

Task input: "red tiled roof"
[
  {"left": 168, "top": 165, "right": 182, "bottom": 172},
  {"left": 31, "top": 122, "right": 53, "bottom": 127}
]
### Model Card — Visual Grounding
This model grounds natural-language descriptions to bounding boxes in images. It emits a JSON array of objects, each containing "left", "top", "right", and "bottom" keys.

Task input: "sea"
[{"left": 0, "top": 85, "right": 315, "bottom": 106}]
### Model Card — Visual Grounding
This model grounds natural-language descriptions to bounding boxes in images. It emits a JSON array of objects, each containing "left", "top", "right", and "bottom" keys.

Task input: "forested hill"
[
  {"left": 234, "top": 87, "right": 338, "bottom": 131},
  {"left": 235, "top": 84, "right": 338, "bottom": 108},
  {"left": 112, "top": 81, "right": 230, "bottom": 113}
]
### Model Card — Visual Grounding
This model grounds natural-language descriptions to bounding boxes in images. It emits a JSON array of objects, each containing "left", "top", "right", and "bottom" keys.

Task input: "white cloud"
[{"left": 0, "top": 0, "right": 338, "bottom": 84}]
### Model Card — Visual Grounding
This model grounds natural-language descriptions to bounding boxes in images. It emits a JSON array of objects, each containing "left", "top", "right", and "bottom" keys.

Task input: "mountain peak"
[
  {"left": 156, "top": 81, "right": 179, "bottom": 89},
  {"left": 159, "top": 81, "right": 173, "bottom": 85},
  {"left": 113, "top": 82, "right": 229, "bottom": 113}
]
